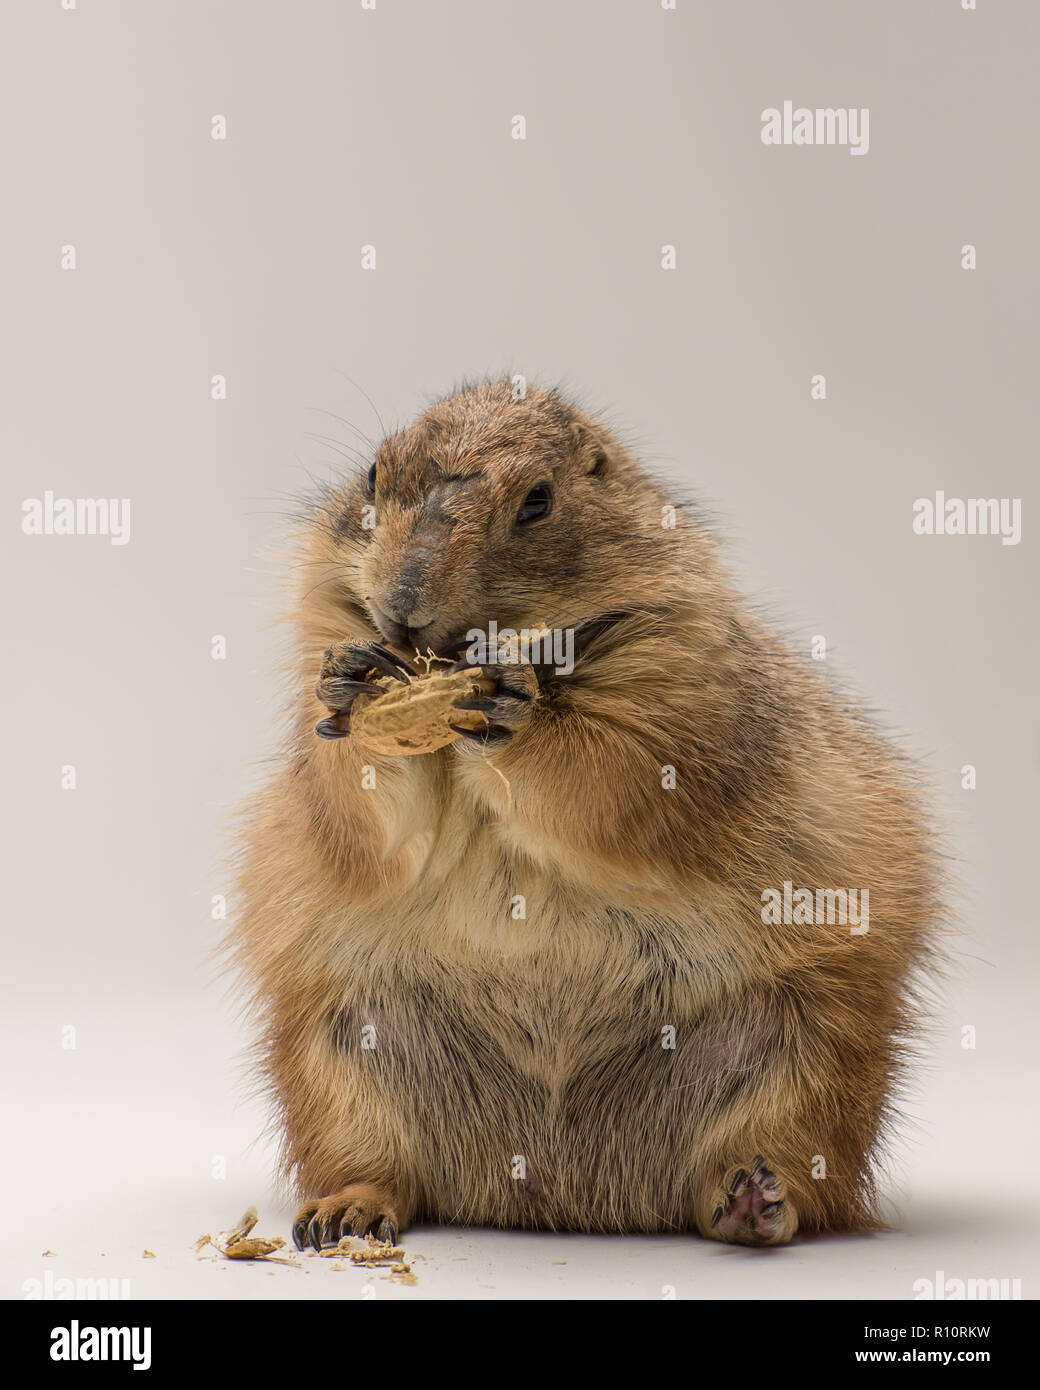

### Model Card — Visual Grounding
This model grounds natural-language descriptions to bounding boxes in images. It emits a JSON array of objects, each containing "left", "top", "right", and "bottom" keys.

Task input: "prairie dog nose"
[{"left": 382, "top": 571, "right": 435, "bottom": 629}]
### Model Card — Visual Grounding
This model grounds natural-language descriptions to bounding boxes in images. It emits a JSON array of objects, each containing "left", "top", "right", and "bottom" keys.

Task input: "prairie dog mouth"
[
  {"left": 368, "top": 605, "right": 467, "bottom": 661},
  {"left": 367, "top": 605, "right": 632, "bottom": 670}
]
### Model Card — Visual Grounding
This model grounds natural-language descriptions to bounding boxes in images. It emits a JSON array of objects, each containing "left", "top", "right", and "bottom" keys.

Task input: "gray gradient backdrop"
[{"left": 1, "top": 0, "right": 1037, "bottom": 1299}]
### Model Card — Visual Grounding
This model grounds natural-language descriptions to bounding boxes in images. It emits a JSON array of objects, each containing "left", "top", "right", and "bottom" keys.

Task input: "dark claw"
[
  {"left": 315, "top": 717, "right": 350, "bottom": 740},
  {"left": 711, "top": 1205, "right": 724, "bottom": 1229},
  {"left": 447, "top": 655, "right": 479, "bottom": 674},
  {"left": 449, "top": 723, "right": 511, "bottom": 744},
  {"left": 571, "top": 611, "right": 629, "bottom": 664},
  {"left": 366, "top": 643, "right": 417, "bottom": 681},
  {"left": 455, "top": 691, "right": 532, "bottom": 717},
  {"left": 760, "top": 1203, "right": 781, "bottom": 1219},
  {"left": 307, "top": 1215, "right": 325, "bottom": 1250},
  {"left": 449, "top": 723, "right": 489, "bottom": 742},
  {"left": 375, "top": 1217, "right": 397, "bottom": 1245},
  {"left": 729, "top": 1169, "right": 748, "bottom": 1195},
  {"left": 750, "top": 1156, "right": 766, "bottom": 1177},
  {"left": 323, "top": 678, "right": 385, "bottom": 698},
  {"left": 292, "top": 1217, "right": 311, "bottom": 1251}
]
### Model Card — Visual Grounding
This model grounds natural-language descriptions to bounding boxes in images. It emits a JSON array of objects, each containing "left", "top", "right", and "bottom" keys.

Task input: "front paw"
[
  {"left": 449, "top": 662, "right": 539, "bottom": 746},
  {"left": 314, "top": 640, "right": 416, "bottom": 739}
]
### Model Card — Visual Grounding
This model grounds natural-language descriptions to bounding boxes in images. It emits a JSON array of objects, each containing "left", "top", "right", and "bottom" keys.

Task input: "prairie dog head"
[{"left": 301, "top": 379, "right": 692, "bottom": 659}]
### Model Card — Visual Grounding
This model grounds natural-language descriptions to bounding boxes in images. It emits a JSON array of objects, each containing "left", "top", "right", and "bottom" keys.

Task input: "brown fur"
[{"left": 229, "top": 379, "right": 941, "bottom": 1246}]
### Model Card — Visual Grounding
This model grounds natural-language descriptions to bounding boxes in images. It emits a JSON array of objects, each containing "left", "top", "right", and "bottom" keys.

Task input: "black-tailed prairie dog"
[{"left": 231, "top": 379, "right": 939, "bottom": 1249}]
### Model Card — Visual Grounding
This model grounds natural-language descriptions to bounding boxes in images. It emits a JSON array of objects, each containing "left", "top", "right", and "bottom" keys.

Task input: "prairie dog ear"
[{"left": 569, "top": 420, "right": 612, "bottom": 476}]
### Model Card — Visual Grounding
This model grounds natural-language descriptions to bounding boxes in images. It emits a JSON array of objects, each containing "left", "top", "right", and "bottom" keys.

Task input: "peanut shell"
[{"left": 350, "top": 662, "right": 493, "bottom": 756}]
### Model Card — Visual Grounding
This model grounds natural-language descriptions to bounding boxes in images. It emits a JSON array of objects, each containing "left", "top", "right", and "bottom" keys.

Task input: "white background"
[{"left": 2, "top": 0, "right": 1037, "bottom": 1299}]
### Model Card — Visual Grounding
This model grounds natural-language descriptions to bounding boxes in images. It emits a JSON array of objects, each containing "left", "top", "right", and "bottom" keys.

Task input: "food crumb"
[
  {"left": 224, "top": 1236, "right": 287, "bottom": 1260},
  {"left": 319, "top": 1236, "right": 368, "bottom": 1258},
  {"left": 224, "top": 1205, "right": 259, "bottom": 1245},
  {"left": 195, "top": 1207, "right": 299, "bottom": 1266},
  {"left": 142, "top": 1250, "right": 156, "bottom": 1259}
]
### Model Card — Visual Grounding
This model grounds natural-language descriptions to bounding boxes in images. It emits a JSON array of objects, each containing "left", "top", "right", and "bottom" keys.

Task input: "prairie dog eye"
[
  {"left": 367, "top": 463, "right": 377, "bottom": 495},
  {"left": 516, "top": 482, "right": 553, "bottom": 525}
]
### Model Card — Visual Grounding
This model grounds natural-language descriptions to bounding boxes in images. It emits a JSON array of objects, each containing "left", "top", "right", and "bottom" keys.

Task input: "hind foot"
[
  {"left": 703, "top": 1156, "right": 797, "bottom": 1246},
  {"left": 292, "top": 1183, "right": 399, "bottom": 1251}
]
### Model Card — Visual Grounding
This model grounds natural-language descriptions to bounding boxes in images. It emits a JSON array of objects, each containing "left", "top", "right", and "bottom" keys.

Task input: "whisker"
[
  {"left": 303, "top": 432, "right": 368, "bottom": 467},
  {"left": 328, "top": 373, "right": 388, "bottom": 440},
  {"left": 305, "top": 405, "right": 378, "bottom": 453},
  {"left": 297, "top": 565, "right": 360, "bottom": 607}
]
